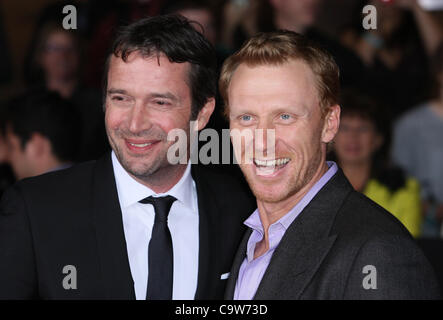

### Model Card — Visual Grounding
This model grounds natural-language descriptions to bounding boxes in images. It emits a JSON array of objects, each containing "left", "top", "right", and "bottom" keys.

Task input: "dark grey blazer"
[{"left": 225, "top": 169, "right": 441, "bottom": 300}]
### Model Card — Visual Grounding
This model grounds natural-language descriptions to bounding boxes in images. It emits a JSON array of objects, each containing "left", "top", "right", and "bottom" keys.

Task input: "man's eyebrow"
[
  {"left": 149, "top": 92, "right": 178, "bottom": 101},
  {"left": 107, "top": 90, "right": 177, "bottom": 101},
  {"left": 107, "top": 88, "right": 127, "bottom": 95}
]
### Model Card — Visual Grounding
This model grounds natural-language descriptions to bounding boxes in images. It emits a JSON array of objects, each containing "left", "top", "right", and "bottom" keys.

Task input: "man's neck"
[
  {"left": 34, "top": 156, "right": 67, "bottom": 177},
  {"left": 274, "top": 14, "right": 307, "bottom": 34},
  {"left": 46, "top": 77, "right": 77, "bottom": 99},
  {"left": 258, "top": 161, "right": 329, "bottom": 230},
  {"left": 340, "top": 161, "right": 371, "bottom": 192},
  {"left": 252, "top": 161, "right": 329, "bottom": 259},
  {"left": 430, "top": 96, "right": 443, "bottom": 118}
]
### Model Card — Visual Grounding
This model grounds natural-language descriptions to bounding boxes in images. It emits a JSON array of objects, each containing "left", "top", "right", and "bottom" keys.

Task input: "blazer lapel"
[
  {"left": 254, "top": 170, "right": 352, "bottom": 300},
  {"left": 91, "top": 153, "right": 135, "bottom": 299},
  {"left": 192, "top": 165, "right": 220, "bottom": 299},
  {"left": 224, "top": 229, "right": 252, "bottom": 299}
]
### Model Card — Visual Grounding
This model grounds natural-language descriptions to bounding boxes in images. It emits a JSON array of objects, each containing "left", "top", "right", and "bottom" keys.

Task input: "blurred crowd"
[{"left": 0, "top": 0, "right": 442, "bottom": 239}]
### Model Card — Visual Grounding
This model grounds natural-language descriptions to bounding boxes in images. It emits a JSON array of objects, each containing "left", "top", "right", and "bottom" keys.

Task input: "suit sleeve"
[
  {"left": 343, "top": 234, "right": 441, "bottom": 300},
  {"left": 0, "top": 185, "right": 38, "bottom": 299}
]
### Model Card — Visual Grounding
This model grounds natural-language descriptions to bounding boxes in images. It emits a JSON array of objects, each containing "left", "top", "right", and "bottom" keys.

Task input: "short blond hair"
[{"left": 219, "top": 31, "right": 340, "bottom": 117}]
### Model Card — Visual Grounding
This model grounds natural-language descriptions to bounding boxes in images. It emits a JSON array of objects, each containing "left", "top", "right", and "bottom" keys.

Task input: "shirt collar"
[
  {"left": 111, "top": 151, "right": 196, "bottom": 212},
  {"left": 244, "top": 161, "right": 338, "bottom": 233}
]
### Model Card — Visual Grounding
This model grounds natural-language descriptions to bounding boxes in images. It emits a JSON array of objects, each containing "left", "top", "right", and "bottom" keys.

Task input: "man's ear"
[
  {"left": 321, "top": 104, "right": 341, "bottom": 143},
  {"left": 196, "top": 98, "right": 215, "bottom": 131},
  {"left": 25, "top": 133, "right": 51, "bottom": 158}
]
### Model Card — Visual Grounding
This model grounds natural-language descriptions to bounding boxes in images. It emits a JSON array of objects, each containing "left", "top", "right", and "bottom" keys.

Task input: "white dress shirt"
[{"left": 111, "top": 152, "right": 199, "bottom": 300}]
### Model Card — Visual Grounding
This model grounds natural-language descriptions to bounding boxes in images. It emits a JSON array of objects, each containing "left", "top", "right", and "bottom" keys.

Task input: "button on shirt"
[
  {"left": 234, "top": 162, "right": 338, "bottom": 300},
  {"left": 111, "top": 152, "right": 199, "bottom": 300}
]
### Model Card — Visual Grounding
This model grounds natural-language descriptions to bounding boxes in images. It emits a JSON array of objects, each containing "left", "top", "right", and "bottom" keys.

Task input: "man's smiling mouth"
[{"left": 253, "top": 157, "right": 291, "bottom": 168}]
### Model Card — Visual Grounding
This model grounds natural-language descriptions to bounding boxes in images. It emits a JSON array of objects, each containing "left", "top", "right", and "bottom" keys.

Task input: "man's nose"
[
  {"left": 128, "top": 103, "right": 153, "bottom": 134},
  {"left": 254, "top": 120, "right": 276, "bottom": 157}
]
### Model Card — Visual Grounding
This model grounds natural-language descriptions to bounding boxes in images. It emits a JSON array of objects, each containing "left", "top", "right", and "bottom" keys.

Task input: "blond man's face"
[{"left": 228, "top": 60, "right": 338, "bottom": 204}]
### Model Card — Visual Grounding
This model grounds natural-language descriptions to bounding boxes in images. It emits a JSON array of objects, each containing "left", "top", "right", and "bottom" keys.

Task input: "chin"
[
  {"left": 254, "top": 187, "right": 292, "bottom": 204},
  {"left": 246, "top": 176, "right": 292, "bottom": 203}
]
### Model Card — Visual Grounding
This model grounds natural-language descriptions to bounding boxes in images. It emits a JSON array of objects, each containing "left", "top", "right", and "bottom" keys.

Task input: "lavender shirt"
[{"left": 233, "top": 161, "right": 338, "bottom": 300}]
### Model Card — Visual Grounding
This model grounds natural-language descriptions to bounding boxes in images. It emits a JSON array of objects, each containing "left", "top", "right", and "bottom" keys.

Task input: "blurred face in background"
[
  {"left": 369, "top": 0, "right": 405, "bottom": 37},
  {"left": 177, "top": 8, "right": 217, "bottom": 45},
  {"left": 39, "top": 30, "right": 79, "bottom": 81},
  {"left": 271, "top": 0, "right": 322, "bottom": 30},
  {"left": 334, "top": 115, "right": 382, "bottom": 166}
]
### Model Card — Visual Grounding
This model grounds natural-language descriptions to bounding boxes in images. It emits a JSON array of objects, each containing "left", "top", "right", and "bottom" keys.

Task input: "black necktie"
[{"left": 139, "top": 195, "right": 176, "bottom": 300}]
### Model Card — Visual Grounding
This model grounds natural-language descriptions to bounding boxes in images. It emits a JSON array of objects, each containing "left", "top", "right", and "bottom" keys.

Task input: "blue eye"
[
  {"left": 280, "top": 114, "right": 291, "bottom": 120},
  {"left": 241, "top": 115, "right": 252, "bottom": 121}
]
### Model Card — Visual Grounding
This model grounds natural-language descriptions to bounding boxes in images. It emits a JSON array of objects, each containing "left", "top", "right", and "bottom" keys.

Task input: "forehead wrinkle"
[{"left": 107, "top": 55, "right": 190, "bottom": 103}]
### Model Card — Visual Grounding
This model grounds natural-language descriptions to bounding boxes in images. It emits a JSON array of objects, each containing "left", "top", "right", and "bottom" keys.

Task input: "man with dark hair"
[
  {"left": 220, "top": 30, "right": 440, "bottom": 299},
  {"left": 2, "top": 91, "right": 79, "bottom": 180},
  {"left": 0, "top": 15, "right": 255, "bottom": 299}
]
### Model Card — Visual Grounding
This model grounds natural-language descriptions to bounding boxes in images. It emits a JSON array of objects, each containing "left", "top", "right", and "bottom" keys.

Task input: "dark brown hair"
[{"left": 103, "top": 14, "right": 217, "bottom": 119}]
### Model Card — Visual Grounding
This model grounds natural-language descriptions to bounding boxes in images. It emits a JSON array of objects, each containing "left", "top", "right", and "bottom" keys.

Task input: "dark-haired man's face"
[{"left": 105, "top": 53, "right": 212, "bottom": 191}]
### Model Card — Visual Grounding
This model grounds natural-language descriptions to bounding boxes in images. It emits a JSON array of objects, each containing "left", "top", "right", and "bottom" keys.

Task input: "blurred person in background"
[
  {"left": 0, "top": 106, "right": 15, "bottom": 199},
  {"left": 222, "top": 0, "right": 322, "bottom": 48},
  {"left": 166, "top": 0, "right": 218, "bottom": 45},
  {"left": 332, "top": 90, "right": 422, "bottom": 237},
  {"left": 339, "top": 0, "right": 442, "bottom": 118},
  {"left": 222, "top": 0, "right": 367, "bottom": 89},
  {"left": 1, "top": 91, "right": 80, "bottom": 180},
  {"left": 27, "top": 23, "right": 108, "bottom": 161},
  {"left": 32, "top": 23, "right": 81, "bottom": 99},
  {"left": 0, "top": 6, "right": 12, "bottom": 85},
  {"left": 166, "top": 1, "right": 230, "bottom": 131},
  {"left": 166, "top": 1, "right": 245, "bottom": 180},
  {"left": 85, "top": 0, "right": 169, "bottom": 89},
  {"left": 392, "top": 44, "right": 443, "bottom": 238}
]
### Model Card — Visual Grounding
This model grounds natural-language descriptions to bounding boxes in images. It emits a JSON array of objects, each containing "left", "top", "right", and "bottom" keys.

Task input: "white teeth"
[
  {"left": 130, "top": 142, "right": 152, "bottom": 147},
  {"left": 254, "top": 158, "right": 290, "bottom": 167}
]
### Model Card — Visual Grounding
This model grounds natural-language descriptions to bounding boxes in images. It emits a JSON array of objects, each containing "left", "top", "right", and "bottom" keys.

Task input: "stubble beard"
[
  {"left": 107, "top": 122, "right": 193, "bottom": 186},
  {"left": 107, "top": 126, "right": 170, "bottom": 181},
  {"left": 243, "top": 143, "right": 323, "bottom": 205}
]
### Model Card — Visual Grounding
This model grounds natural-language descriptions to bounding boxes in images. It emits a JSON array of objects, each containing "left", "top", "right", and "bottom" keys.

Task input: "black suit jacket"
[
  {"left": 225, "top": 169, "right": 441, "bottom": 300},
  {"left": 0, "top": 153, "right": 256, "bottom": 299}
]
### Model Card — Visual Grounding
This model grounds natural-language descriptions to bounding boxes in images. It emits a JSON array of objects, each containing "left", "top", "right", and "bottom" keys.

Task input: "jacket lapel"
[
  {"left": 91, "top": 153, "right": 135, "bottom": 299},
  {"left": 253, "top": 169, "right": 352, "bottom": 300},
  {"left": 224, "top": 229, "right": 252, "bottom": 299},
  {"left": 192, "top": 165, "right": 220, "bottom": 299}
]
